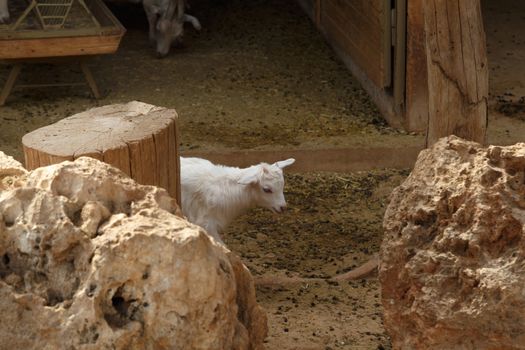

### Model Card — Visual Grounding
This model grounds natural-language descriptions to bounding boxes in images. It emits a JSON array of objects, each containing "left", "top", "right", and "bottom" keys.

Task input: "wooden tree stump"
[{"left": 22, "top": 101, "right": 181, "bottom": 204}]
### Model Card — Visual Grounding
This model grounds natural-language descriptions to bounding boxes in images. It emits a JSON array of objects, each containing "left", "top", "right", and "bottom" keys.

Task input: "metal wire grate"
[
  {"left": 34, "top": 0, "right": 75, "bottom": 29},
  {"left": 9, "top": 0, "right": 100, "bottom": 31}
]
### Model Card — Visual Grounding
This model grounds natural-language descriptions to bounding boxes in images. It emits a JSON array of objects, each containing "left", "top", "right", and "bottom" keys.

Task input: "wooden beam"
[
  {"left": 80, "top": 60, "right": 101, "bottom": 99},
  {"left": 423, "top": 0, "right": 488, "bottom": 145},
  {"left": 0, "top": 34, "right": 123, "bottom": 59}
]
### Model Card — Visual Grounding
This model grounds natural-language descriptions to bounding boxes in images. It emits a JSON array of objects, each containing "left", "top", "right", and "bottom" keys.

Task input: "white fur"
[{"left": 180, "top": 157, "right": 295, "bottom": 243}]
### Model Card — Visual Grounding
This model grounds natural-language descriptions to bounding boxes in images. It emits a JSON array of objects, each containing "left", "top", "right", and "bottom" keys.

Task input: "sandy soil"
[
  {"left": 225, "top": 170, "right": 407, "bottom": 350},
  {"left": 483, "top": 0, "right": 525, "bottom": 142},
  {"left": 0, "top": 0, "right": 421, "bottom": 162},
  {"left": 0, "top": 1, "right": 524, "bottom": 349},
  {"left": 0, "top": 2, "right": 411, "bottom": 348}
]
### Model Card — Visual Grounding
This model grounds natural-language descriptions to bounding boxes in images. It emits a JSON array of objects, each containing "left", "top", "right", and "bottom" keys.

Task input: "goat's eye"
[{"left": 262, "top": 187, "right": 273, "bottom": 193}]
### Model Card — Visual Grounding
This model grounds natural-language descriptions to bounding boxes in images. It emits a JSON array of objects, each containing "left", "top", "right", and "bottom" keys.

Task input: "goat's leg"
[
  {"left": 0, "top": 0, "right": 9, "bottom": 24},
  {"left": 202, "top": 225, "right": 226, "bottom": 246},
  {"left": 144, "top": 7, "right": 157, "bottom": 44},
  {"left": 183, "top": 14, "right": 201, "bottom": 31}
]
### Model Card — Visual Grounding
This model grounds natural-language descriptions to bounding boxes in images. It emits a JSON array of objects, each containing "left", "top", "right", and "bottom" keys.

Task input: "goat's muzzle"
[{"left": 272, "top": 206, "right": 287, "bottom": 213}]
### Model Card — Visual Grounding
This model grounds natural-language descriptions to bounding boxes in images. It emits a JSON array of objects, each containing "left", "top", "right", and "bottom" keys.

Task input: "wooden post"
[
  {"left": 21, "top": 101, "right": 181, "bottom": 204},
  {"left": 80, "top": 60, "right": 102, "bottom": 99},
  {"left": 0, "top": 64, "right": 22, "bottom": 106},
  {"left": 423, "top": 0, "right": 488, "bottom": 145}
]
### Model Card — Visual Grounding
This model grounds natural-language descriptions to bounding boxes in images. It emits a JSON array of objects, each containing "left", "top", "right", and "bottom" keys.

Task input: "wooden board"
[
  {"left": 302, "top": 0, "right": 403, "bottom": 127},
  {"left": 21, "top": 101, "right": 181, "bottom": 203},
  {"left": 318, "top": 0, "right": 391, "bottom": 88},
  {"left": 0, "top": 34, "right": 123, "bottom": 59}
]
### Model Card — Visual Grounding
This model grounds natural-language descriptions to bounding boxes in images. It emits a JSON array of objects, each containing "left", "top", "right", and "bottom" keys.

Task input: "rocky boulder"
[
  {"left": 380, "top": 136, "right": 525, "bottom": 349},
  {"left": 0, "top": 155, "right": 267, "bottom": 350},
  {"left": 0, "top": 151, "right": 26, "bottom": 191}
]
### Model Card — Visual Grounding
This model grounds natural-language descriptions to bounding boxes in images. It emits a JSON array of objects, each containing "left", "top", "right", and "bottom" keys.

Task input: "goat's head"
[
  {"left": 238, "top": 158, "right": 295, "bottom": 213},
  {"left": 156, "top": 16, "right": 184, "bottom": 58},
  {"left": 155, "top": 0, "right": 185, "bottom": 58}
]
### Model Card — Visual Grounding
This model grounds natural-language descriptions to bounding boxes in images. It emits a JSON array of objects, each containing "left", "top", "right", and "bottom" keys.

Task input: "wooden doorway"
[
  {"left": 297, "top": 0, "right": 407, "bottom": 128},
  {"left": 299, "top": 0, "right": 488, "bottom": 146}
]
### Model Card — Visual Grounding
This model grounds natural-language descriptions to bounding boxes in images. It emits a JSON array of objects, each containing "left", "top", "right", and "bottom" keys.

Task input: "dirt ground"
[
  {"left": 0, "top": 0, "right": 422, "bottom": 162},
  {"left": 0, "top": 2, "right": 409, "bottom": 348},
  {"left": 225, "top": 170, "right": 407, "bottom": 350},
  {"left": 0, "top": 0, "right": 525, "bottom": 349},
  {"left": 483, "top": 0, "right": 525, "bottom": 140}
]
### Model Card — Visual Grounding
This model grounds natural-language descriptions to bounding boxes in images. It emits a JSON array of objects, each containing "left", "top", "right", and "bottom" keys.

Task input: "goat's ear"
[
  {"left": 274, "top": 158, "right": 295, "bottom": 169},
  {"left": 238, "top": 166, "right": 262, "bottom": 185}
]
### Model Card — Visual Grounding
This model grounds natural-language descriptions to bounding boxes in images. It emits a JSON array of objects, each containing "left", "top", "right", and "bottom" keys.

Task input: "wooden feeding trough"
[{"left": 0, "top": 0, "right": 125, "bottom": 105}]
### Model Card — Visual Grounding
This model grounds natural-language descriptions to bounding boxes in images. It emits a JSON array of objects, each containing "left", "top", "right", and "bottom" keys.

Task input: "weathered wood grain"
[
  {"left": 424, "top": 0, "right": 488, "bottom": 145},
  {"left": 0, "top": 34, "right": 123, "bottom": 59},
  {"left": 22, "top": 101, "right": 181, "bottom": 202},
  {"left": 319, "top": 0, "right": 388, "bottom": 88},
  {"left": 405, "top": 0, "right": 429, "bottom": 132}
]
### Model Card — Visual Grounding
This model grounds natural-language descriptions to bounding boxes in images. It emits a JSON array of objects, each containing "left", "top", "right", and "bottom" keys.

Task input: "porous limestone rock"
[
  {"left": 380, "top": 136, "right": 525, "bottom": 350},
  {"left": 0, "top": 151, "right": 27, "bottom": 190},
  {"left": 0, "top": 156, "right": 267, "bottom": 350}
]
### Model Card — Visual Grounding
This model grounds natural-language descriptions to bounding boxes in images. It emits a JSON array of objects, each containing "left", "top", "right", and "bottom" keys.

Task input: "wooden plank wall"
[
  {"left": 319, "top": 0, "right": 389, "bottom": 88},
  {"left": 296, "top": 0, "right": 412, "bottom": 128}
]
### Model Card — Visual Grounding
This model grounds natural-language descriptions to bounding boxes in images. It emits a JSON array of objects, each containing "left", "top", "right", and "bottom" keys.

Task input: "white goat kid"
[{"left": 180, "top": 157, "right": 295, "bottom": 243}]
